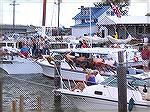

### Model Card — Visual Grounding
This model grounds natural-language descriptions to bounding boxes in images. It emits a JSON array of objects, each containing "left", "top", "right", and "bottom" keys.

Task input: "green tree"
[{"left": 94, "top": 0, "right": 130, "bottom": 16}]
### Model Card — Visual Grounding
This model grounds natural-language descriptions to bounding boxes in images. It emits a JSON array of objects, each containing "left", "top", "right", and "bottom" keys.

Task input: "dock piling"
[
  {"left": 54, "top": 58, "right": 62, "bottom": 112},
  {"left": 12, "top": 100, "right": 17, "bottom": 112},
  {"left": 19, "top": 95, "right": 24, "bottom": 112},
  {"left": 117, "top": 51, "right": 127, "bottom": 112},
  {"left": 36, "top": 96, "right": 42, "bottom": 112},
  {"left": 0, "top": 70, "right": 2, "bottom": 112}
]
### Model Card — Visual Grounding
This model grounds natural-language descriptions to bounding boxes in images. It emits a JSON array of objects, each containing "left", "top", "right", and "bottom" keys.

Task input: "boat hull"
[
  {"left": 38, "top": 61, "right": 86, "bottom": 81},
  {"left": 37, "top": 59, "right": 144, "bottom": 81},
  {"left": 0, "top": 57, "right": 43, "bottom": 75},
  {"left": 61, "top": 91, "right": 150, "bottom": 112}
]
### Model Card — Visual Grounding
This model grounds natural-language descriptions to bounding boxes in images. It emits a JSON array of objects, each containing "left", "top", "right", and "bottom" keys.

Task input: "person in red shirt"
[
  {"left": 141, "top": 45, "right": 150, "bottom": 72},
  {"left": 81, "top": 39, "right": 88, "bottom": 48}
]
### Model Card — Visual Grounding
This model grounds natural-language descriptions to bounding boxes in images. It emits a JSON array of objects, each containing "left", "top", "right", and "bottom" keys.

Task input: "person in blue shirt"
[
  {"left": 20, "top": 44, "right": 30, "bottom": 58},
  {"left": 86, "top": 70, "right": 96, "bottom": 86}
]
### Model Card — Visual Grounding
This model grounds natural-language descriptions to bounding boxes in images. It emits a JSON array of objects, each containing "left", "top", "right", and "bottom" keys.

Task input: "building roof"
[
  {"left": 97, "top": 16, "right": 150, "bottom": 25},
  {"left": 72, "top": 6, "right": 110, "bottom": 20}
]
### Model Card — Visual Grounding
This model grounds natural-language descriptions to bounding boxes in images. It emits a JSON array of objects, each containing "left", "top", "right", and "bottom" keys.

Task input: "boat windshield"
[{"left": 100, "top": 76, "right": 148, "bottom": 90}]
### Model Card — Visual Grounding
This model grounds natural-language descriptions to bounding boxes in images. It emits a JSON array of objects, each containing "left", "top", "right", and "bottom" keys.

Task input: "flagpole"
[{"left": 89, "top": 7, "right": 92, "bottom": 48}]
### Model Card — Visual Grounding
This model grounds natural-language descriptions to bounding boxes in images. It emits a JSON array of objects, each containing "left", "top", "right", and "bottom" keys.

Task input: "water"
[
  {"left": 3, "top": 73, "right": 79, "bottom": 112},
  {"left": 2, "top": 73, "right": 150, "bottom": 112}
]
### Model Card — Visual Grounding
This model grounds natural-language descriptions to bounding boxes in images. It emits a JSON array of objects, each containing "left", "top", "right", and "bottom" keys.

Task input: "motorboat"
[
  {"left": 0, "top": 56, "right": 43, "bottom": 75},
  {"left": 0, "top": 40, "right": 43, "bottom": 75},
  {"left": 37, "top": 47, "right": 144, "bottom": 81},
  {"left": 56, "top": 75, "right": 150, "bottom": 112}
]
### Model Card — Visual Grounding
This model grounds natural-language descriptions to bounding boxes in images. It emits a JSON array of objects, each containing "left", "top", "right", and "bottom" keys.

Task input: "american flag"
[{"left": 110, "top": 2, "right": 121, "bottom": 18}]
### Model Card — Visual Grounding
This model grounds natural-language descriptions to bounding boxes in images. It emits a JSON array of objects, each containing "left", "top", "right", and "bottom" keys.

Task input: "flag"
[
  {"left": 114, "top": 31, "right": 118, "bottom": 40},
  {"left": 110, "top": 2, "right": 121, "bottom": 18}
]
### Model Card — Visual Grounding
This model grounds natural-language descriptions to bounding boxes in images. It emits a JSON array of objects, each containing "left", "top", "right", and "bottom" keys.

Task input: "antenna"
[{"left": 10, "top": 0, "right": 19, "bottom": 34}]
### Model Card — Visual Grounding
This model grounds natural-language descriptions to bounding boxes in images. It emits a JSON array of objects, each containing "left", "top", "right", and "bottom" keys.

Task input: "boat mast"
[
  {"left": 42, "top": 0, "right": 47, "bottom": 26},
  {"left": 41, "top": 0, "right": 47, "bottom": 37},
  {"left": 57, "top": 0, "right": 61, "bottom": 28}
]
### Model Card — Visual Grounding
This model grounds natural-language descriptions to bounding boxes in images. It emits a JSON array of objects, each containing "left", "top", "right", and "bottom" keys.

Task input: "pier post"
[
  {"left": 12, "top": 100, "right": 17, "bottom": 112},
  {"left": 117, "top": 51, "right": 127, "bottom": 112},
  {"left": 36, "top": 96, "right": 42, "bottom": 112},
  {"left": 0, "top": 68, "right": 3, "bottom": 112},
  {"left": 19, "top": 95, "right": 24, "bottom": 112},
  {"left": 54, "top": 57, "right": 62, "bottom": 112}
]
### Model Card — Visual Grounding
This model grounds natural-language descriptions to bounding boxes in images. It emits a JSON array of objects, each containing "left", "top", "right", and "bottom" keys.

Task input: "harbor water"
[
  {"left": 2, "top": 73, "right": 121, "bottom": 112},
  {"left": 2, "top": 73, "right": 150, "bottom": 112}
]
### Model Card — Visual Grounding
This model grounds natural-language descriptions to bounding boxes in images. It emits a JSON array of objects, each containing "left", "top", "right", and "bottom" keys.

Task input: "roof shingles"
[{"left": 73, "top": 6, "right": 110, "bottom": 20}]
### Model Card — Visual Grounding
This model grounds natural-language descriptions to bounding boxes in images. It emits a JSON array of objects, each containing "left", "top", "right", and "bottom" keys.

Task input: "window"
[
  {"left": 94, "top": 91, "right": 103, "bottom": 95},
  {"left": 94, "top": 19, "right": 98, "bottom": 23},
  {"left": 0, "top": 43, "right": 6, "bottom": 47},
  {"left": 81, "top": 19, "right": 85, "bottom": 23},
  {"left": 106, "top": 11, "right": 110, "bottom": 16},
  {"left": 111, "top": 11, "right": 115, "bottom": 16},
  {"left": 7, "top": 43, "right": 14, "bottom": 47}
]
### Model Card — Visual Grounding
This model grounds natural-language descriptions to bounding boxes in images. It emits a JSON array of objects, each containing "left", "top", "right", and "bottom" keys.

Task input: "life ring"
[{"left": 133, "top": 56, "right": 138, "bottom": 62}]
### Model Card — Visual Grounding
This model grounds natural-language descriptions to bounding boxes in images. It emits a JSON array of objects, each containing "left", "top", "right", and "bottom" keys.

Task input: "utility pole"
[
  {"left": 57, "top": 0, "right": 61, "bottom": 36},
  {"left": 10, "top": 0, "right": 19, "bottom": 34}
]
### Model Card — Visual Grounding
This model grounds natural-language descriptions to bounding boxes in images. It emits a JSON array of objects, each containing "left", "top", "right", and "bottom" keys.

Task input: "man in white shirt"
[{"left": 92, "top": 70, "right": 105, "bottom": 84}]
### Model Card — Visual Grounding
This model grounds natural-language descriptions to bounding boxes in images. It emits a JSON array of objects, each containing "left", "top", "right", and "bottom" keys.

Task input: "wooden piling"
[
  {"left": 36, "top": 96, "right": 42, "bottom": 112},
  {"left": 54, "top": 59, "right": 62, "bottom": 112},
  {"left": 19, "top": 95, "right": 24, "bottom": 112},
  {"left": 11, "top": 100, "right": 17, "bottom": 112},
  {"left": 117, "top": 51, "right": 127, "bottom": 112},
  {"left": 0, "top": 71, "right": 2, "bottom": 112}
]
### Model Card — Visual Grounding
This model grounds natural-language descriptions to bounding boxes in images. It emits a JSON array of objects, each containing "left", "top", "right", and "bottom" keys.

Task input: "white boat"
[
  {"left": 37, "top": 47, "right": 143, "bottom": 81},
  {"left": 56, "top": 75, "right": 150, "bottom": 112},
  {"left": 0, "top": 40, "right": 43, "bottom": 75},
  {"left": 0, "top": 56, "right": 43, "bottom": 75}
]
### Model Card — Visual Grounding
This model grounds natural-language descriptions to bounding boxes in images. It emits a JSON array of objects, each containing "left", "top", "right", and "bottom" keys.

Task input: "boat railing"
[{"left": 53, "top": 61, "right": 74, "bottom": 90}]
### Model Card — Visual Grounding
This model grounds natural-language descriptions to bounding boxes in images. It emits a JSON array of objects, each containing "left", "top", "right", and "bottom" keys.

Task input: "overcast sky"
[{"left": 0, "top": 0, "right": 150, "bottom": 27}]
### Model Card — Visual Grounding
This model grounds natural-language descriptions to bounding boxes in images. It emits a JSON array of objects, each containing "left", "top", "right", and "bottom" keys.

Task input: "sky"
[{"left": 0, "top": 0, "right": 150, "bottom": 28}]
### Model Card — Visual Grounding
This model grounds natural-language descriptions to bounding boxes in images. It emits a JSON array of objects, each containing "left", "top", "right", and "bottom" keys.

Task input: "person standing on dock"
[
  {"left": 141, "top": 45, "right": 150, "bottom": 72},
  {"left": 20, "top": 43, "right": 30, "bottom": 58},
  {"left": 81, "top": 39, "right": 88, "bottom": 48}
]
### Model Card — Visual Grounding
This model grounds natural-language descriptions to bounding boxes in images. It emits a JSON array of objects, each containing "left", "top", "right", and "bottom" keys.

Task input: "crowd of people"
[
  {"left": 64, "top": 51, "right": 116, "bottom": 72},
  {"left": 19, "top": 37, "right": 50, "bottom": 58},
  {"left": 71, "top": 69, "right": 105, "bottom": 92}
]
